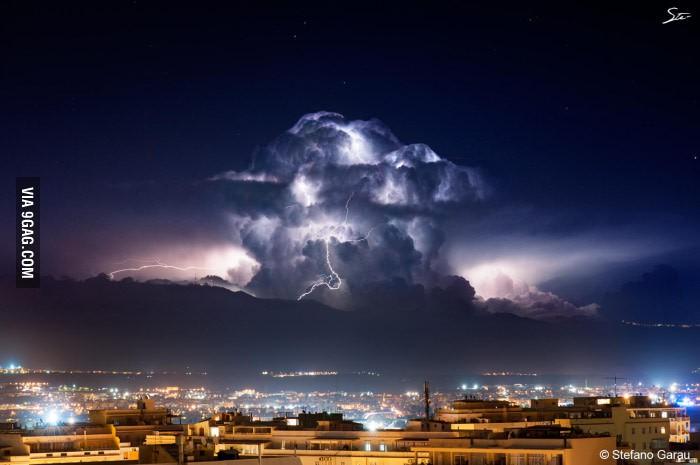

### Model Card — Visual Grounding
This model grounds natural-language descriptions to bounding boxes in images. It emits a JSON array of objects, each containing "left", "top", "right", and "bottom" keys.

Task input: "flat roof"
[{"left": 221, "top": 439, "right": 271, "bottom": 445}]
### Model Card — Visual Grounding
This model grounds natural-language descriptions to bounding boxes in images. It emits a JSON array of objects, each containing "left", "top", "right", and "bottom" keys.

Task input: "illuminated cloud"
[
  {"left": 205, "top": 112, "right": 490, "bottom": 305},
  {"left": 203, "top": 111, "right": 597, "bottom": 318},
  {"left": 464, "top": 261, "right": 599, "bottom": 318},
  {"left": 219, "top": 111, "right": 486, "bottom": 208}
]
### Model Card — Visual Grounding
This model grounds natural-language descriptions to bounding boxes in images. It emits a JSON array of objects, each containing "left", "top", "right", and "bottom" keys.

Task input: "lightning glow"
[
  {"left": 105, "top": 246, "right": 260, "bottom": 286},
  {"left": 108, "top": 258, "right": 210, "bottom": 280},
  {"left": 465, "top": 261, "right": 526, "bottom": 299}
]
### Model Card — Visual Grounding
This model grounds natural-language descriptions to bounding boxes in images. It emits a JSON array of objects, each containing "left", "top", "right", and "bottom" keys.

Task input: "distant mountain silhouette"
[
  {"left": 1, "top": 275, "right": 697, "bottom": 380},
  {"left": 602, "top": 265, "right": 696, "bottom": 323}
]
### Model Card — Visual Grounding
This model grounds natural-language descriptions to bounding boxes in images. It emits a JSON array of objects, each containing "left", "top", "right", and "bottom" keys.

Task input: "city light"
[
  {"left": 45, "top": 410, "right": 59, "bottom": 425},
  {"left": 366, "top": 420, "right": 380, "bottom": 432}
]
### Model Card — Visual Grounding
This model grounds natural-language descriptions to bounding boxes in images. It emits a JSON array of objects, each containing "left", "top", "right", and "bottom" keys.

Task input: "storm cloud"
[{"left": 211, "top": 112, "right": 597, "bottom": 318}]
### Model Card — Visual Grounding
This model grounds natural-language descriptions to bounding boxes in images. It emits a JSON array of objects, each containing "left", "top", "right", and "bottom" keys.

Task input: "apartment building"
[{"left": 0, "top": 425, "right": 138, "bottom": 465}]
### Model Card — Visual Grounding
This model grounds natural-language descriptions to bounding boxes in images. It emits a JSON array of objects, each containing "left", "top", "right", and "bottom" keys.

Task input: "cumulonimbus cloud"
[{"left": 210, "top": 111, "right": 597, "bottom": 318}]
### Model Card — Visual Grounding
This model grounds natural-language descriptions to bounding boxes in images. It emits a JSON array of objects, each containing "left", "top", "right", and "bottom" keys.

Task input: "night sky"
[{"left": 2, "top": 1, "right": 699, "bottom": 323}]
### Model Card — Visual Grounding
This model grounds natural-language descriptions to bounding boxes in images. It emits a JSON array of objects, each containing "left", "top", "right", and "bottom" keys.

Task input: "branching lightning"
[
  {"left": 296, "top": 239, "right": 342, "bottom": 300},
  {"left": 108, "top": 258, "right": 210, "bottom": 280},
  {"left": 297, "top": 193, "right": 373, "bottom": 300}
]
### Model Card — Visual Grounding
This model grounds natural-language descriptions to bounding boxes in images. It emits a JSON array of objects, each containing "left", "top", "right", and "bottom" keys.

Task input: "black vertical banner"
[{"left": 16, "top": 177, "right": 40, "bottom": 288}]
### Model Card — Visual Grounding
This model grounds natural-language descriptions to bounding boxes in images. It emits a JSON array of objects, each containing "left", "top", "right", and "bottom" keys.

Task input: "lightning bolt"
[
  {"left": 108, "top": 258, "right": 210, "bottom": 280},
  {"left": 296, "top": 238, "right": 342, "bottom": 300},
  {"left": 343, "top": 191, "right": 354, "bottom": 225},
  {"left": 297, "top": 193, "right": 373, "bottom": 300}
]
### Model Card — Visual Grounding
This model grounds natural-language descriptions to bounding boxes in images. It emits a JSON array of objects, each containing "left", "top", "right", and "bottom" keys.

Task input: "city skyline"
[{"left": 0, "top": 364, "right": 698, "bottom": 465}]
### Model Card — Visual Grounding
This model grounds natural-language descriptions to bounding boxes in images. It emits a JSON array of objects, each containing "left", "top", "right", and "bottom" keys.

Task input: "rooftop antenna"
[{"left": 423, "top": 380, "right": 431, "bottom": 420}]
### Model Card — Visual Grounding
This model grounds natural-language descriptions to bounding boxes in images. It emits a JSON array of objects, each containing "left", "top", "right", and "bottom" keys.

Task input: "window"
[
  {"left": 660, "top": 427, "right": 666, "bottom": 434},
  {"left": 662, "top": 412, "right": 668, "bottom": 418},
  {"left": 364, "top": 442, "right": 371, "bottom": 452},
  {"left": 642, "top": 428, "right": 646, "bottom": 434},
  {"left": 454, "top": 455, "right": 467, "bottom": 465},
  {"left": 379, "top": 444, "right": 386, "bottom": 452},
  {"left": 631, "top": 428, "right": 635, "bottom": 434}
]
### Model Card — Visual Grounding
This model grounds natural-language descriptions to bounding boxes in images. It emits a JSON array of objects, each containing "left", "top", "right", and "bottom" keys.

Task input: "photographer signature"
[{"left": 662, "top": 7, "right": 691, "bottom": 24}]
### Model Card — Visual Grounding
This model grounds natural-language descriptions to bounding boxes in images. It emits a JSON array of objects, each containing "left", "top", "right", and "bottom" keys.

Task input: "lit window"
[
  {"left": 365, "top": 442, "right": 371, "bottom": 451},
  {"left": 660, "top": 427, "right": 666, "bottom": 434},
  {"left": 379, "top": 444, "right": 386, "bottom": 452}
]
